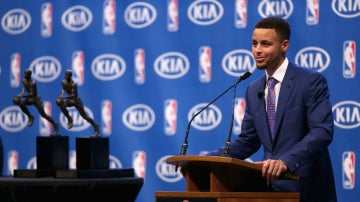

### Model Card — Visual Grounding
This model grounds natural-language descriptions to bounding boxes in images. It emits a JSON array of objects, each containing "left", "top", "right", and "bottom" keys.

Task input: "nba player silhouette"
[
  {"left": 13, "top": 70, "right": 59, "bottom": 136},
  {"left": 56, "top": 70, "right": 99, "bottom": 137}
]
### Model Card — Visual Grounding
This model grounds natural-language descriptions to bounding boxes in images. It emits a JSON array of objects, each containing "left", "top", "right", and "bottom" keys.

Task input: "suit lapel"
[
  {"left": 273, "top": 64, "right": 295, "bottom": 143},
  {"left": 255, "top": 76, "right": 274, "bottom": 145}
]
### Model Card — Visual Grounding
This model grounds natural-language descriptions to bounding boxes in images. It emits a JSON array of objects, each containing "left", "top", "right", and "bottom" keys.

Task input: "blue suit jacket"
[{"left": 207, "top": 63, "right": 337, "bottom": 202}]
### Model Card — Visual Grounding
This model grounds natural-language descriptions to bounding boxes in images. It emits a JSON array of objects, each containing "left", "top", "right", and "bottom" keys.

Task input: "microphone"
[
  {"left": 223, "top": 79, "right": 260, "bottom": 156},
  {"left": 222, "top": 81, "right": 238, "bottom": 157},
  {"left": 180, "top": 71, "right": 251, "bottom": 156}
]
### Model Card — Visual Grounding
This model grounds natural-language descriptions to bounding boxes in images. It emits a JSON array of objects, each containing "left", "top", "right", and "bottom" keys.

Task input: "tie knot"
[{"left": 267, "top": 77, "right": 278, "bottom": 88}]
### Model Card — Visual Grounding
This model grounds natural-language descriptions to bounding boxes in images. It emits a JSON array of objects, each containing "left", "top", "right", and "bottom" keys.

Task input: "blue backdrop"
[{"left": 0, "top": 0, "right": 359, "bottom": 201}]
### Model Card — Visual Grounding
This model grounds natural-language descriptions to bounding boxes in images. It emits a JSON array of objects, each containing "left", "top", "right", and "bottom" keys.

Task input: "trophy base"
[
  {"left": 14, "top": 168, "right": 135, "bottom": 179},
  {"left": 15, "top": 136, "right": 120, "bottom": 179},
  {"left": 76, "top": 137, "right": 109, "bottom": 170},
  {"left": 36, "top": 135, "right": 69, "bottom": 170}
]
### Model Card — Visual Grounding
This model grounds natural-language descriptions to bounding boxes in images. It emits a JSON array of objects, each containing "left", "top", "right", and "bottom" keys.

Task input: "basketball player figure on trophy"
[
  {"left": 13, "top": 70, "right": 59, "bottom": 136},
  {"left": 56, "top": 70, "right": 99, "bottom": 137}
]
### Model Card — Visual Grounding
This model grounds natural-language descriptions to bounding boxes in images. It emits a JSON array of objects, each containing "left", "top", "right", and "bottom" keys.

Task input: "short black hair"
[{"left": 255, "top": 17, "right": 291, "bottom": 41}]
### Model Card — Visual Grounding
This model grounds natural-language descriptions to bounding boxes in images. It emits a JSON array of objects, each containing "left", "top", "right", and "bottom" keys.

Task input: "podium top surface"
[{"left": 167, "top": 155, "right": 299, "bottom": 180}]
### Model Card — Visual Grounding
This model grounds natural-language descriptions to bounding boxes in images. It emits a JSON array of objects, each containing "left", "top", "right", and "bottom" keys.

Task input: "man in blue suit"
[{"left": 206, "top": 17, "right": 337, "bottom": 202}]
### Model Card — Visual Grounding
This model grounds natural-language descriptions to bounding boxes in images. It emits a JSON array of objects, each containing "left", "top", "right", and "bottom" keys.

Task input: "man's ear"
[{"left": 282, "top": 40, "right": 289, "bottom": 52}]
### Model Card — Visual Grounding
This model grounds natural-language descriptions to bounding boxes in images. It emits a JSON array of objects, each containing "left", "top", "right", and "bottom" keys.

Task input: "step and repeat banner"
[{"left": 0, "top": 0, "right": 359, "bottom": 201}]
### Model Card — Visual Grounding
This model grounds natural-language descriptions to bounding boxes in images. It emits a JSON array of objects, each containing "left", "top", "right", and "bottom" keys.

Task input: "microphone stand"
[
  {"left": 180, "top": 71, "right": 251, "bottom": 156},
  {"left": 222, "top": 82, "right": 238, "bottom": 157}
]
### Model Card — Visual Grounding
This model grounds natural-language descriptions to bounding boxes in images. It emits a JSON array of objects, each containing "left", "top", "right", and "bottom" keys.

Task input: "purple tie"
[{"left": 267, "top": 77, "right": 278, "bottom": 140}]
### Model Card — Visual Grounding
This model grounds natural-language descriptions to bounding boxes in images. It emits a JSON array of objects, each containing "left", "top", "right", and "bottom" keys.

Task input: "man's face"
[{"left": 251, "top": 28, "right": 289, "bottom": 73}]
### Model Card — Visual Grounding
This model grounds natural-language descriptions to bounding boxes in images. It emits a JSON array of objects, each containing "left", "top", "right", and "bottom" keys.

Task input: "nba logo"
[
  {"left": 10, "top": 53, "right": 21, "bottom": 87},
  {"left": 235, "top": 0, "right": 247, "bottom": 28},
  {"left": 199, "top": 46, "right": 212, "bottom": 83},
  {"left": 41, "top": 3, "right": 52, "bottom": 37},
  {"left": 233, "top": 98, "right": 245, "bottom": 134},
  {"left": 101, "top": 100, "right": 112, "bottom": 135},
  {"left": 7, "top": 150, "right": 19, "bottom": 176},
  {"left": 132, "top": 151, "right": 146, "bottom": 178},
  {"left": 134, "top": 48, "right": 145, "bottom": 84},
  {"left": 343, "top": 40, "right": 356, "bottom": 78},
  {"left": 72, "top": 51, "right": 85, "bottom": 85},
  {"left": 167, "top": 0, "right": 179, "bottom": 32},
  {"left": 342, "top": 151, "right": 355, "bottom": 189},
  {"left": 39, "top": 101, "right": 52, "bottom": 136},
  {"left": 306, "top": 0, "right": 319, "bottom": 25},
  {"left": 164, "top": 99, "right": 177, "bottom": 135},
  {"left": 103, "top": 0, "right": 116, "bottom": 35}
]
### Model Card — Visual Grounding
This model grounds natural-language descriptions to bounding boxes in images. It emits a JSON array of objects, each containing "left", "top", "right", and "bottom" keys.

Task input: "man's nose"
[{"left": 254, "top": 44, "right": 262, "bottom": 52}]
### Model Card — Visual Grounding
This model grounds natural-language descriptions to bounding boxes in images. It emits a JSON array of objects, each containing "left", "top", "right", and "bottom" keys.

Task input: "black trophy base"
[
  {"left": 14, "top": 169, "right": 72, "bottom": 178},
  {"left": 14, "top": 168, "right": 135, "bottom": 179},
  {"left": 76, "top": 137, "right": 109, "bottom": 170},
  {"left": 72, "top": 169, "right": 135, "bottom": 179},
  {"left": 36, "top": 136, "right": 69, "bottom": 170}
]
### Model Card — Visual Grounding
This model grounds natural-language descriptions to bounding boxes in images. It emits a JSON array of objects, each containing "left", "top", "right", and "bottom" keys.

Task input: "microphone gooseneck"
[
  {"left": 180, "top": 71, "right": 251, "bottom": 156},
  {"left": 222, "top": 71, "right": 251, "bottom": 156},
  {"left": 222, "top": 83, "right": 238, "bottom": 157}
]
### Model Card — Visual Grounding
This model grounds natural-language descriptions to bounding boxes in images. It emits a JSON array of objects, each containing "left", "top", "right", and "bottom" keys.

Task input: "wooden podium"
[{"left": 155, "top": 155, "right": 300, "bottom": 202}]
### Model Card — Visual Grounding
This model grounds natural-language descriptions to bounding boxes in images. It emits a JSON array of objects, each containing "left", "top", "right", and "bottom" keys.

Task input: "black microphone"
[
  {"left": 258, "top": 92, "right": 263, "bottom": 99},
  {"left": 222, "top": 82, "right": 238, "bottom": 157},
  {"left": 180, "top": 71, "right": 251, "bottom": 156}
]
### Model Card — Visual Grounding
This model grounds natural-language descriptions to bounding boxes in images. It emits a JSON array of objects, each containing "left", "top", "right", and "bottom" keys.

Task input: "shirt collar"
[{"left": 266, "top": 58, "right": 288, "bottom": 83}]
